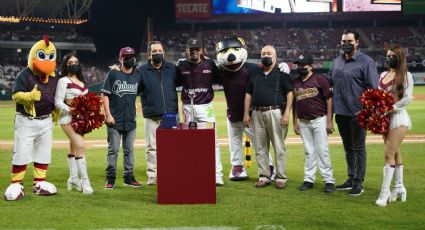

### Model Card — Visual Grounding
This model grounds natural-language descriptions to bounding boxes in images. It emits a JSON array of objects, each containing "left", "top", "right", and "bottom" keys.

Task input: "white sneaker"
[
  {"left": 147, "top": 177, "right": 157, "bottom": 185},
  {"left": 4, "top": 183, "right": 25, "bottom": 201},
  {"left": 229, "top": 165, "right": 249, "bottom": 181},
  {"left": 216, "top": 176, "right": 224, "bottom": 186}
]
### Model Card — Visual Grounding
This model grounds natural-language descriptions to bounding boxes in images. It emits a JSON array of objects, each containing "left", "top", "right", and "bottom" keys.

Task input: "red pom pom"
[
  {"left": 70, "top": 92, "right": 105, "bottom": 135},
  {"left": 356, "top": 89, "right": 394, "bottom": 134}
]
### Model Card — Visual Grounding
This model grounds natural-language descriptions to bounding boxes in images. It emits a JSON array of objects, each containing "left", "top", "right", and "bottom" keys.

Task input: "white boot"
[
  {"left": 375, "top": 164, "right": 394, "bottom": 207},
  {"left": 390, "top": 164, "right": 407, "bottom": 202},
  {"left": 67, "top": 156, "right": 81, "bottom": 191},
  {"left": 76, "top": 157, "right": 93, "bottom": 194}
]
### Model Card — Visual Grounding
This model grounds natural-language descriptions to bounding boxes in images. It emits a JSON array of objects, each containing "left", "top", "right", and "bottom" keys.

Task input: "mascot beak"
[{"left": 32, "top": 58, "right": 56, "bottom": 83}]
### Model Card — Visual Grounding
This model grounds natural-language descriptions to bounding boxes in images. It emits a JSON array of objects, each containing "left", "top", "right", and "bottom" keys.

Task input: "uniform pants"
[
  {"left": 299, "top": 116, "right": 335, "bottom": 184},
  {"left": 13, "top": 114, "right": 53, "bottom": 165},
  {"left": 183, "top": 103, "right": 223, "bottom": 177}
]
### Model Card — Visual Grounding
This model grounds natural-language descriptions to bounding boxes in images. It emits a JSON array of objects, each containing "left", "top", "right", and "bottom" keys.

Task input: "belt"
[
  {"left": 253, "top": 105, "right": 281, "bottom": 112},
  {"left": 18, "top": 113, "right": 51, "bottom": 120},
  {"left": 300, "top": 115, "right": 325, "bottom": 121}
]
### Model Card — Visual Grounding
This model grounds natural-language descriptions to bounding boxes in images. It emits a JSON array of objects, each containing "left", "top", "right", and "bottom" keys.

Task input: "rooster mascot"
[
  {"left": 4, "top": 36, "right": 59, "bottom": 201},
  {"left": 216, "top": 37, "right": 290, "bottom": 181}
]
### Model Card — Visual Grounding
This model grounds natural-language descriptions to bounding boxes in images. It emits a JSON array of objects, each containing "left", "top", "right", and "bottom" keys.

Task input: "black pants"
[{"left": 335, "top": 114, "right": 366, "bottom": 186}]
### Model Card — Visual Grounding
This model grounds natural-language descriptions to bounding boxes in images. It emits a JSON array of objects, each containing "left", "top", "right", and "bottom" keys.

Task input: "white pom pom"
[
  {"left": 4, "top": 183, "right": 25, "bottom": 201},
  {"left": 33, "top": 181, "right": 57, "bottom": 195}
]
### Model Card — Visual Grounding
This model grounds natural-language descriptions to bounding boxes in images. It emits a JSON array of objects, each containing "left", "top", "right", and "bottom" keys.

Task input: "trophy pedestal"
[{"left": 156, "top": 123, "right": 216, "bottom": 204}]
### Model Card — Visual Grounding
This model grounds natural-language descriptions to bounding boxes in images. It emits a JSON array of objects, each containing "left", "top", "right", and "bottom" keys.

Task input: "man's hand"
[
  {"left": 243, "top": 114, "right": 251, "bottom": 127},
  {"left": 278, "top": 62, "right": 290, "bottom": 74},
  {"left": 105, "top": 114, "right": 115, "bottom": 126},
  {"left": 108, "top": 64, "right": 120, "bottom": 71},
  {"left": 293, "top": 122, "right": 300, "bottom": 135},
  {"left": 30, "top": 84, "right": 41, "bottom": 101},
  {"left": 281, "top": 113, "right": 289, "bottom": 128},
  {"left": 326, "top": 121, "right": 334, "bottom": 134}
]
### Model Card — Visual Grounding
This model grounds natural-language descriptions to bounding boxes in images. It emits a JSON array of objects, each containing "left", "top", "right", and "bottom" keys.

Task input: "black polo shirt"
[
  {"left": 101, "top": 69, "right": 141, "bottom": 131},
  {"left": 246, "top": 67, "right": 293, "bottom": 107}
]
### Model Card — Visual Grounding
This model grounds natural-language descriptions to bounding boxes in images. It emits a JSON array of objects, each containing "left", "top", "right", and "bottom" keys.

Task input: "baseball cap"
[
  {"left": 119, "top": 47, "right": 135, "bottom": 58},
  {"left": 294, "top": 54, "right": 313, "bottom": 65},
  {"left": 215, "top": 36, "right": 246, "bottom": 53},
  {"left": 187, "top": 38, "right": 201, "bottom": 49}
]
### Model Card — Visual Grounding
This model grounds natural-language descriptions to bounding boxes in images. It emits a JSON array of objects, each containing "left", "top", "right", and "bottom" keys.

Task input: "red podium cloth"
[{"left": 156, "top": 123, "right": 216, "bottom": 204}]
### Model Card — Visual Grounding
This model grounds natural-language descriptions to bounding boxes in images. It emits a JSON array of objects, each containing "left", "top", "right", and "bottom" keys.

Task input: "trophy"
[{"left": 188, "top": 89, "right": 197, "bottom": 128}]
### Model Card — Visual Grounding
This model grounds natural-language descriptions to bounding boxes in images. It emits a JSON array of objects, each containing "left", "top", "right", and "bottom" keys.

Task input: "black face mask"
[
  {"left": 342, "top": 43, "right": 355, "bottom": 54},
  {"left": 388, "top": 57, "right": 398, "bottom": 68},
  {"left": 152, "top": 53, "right": 164, "bottom": 64},
  {"left": 261, "top": 57, "right": 273, "bottom": 67},
  {"left": 297, "top": 67, "right": 309, "bottom": 76},
  {"left": 123, "top": 57, "right": 135, "bottom": 69},
  {"left": 67, "top": 64, "right": 79, "bottom": 75}
]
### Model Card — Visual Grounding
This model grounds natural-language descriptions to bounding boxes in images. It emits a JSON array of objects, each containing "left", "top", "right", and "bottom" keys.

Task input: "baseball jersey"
[
  {"left": 293, "top": 74, "right": 331, "bottom": 120},
  {"left": 177, "top": 58, "right": 219, "bottom": 105},
  {"left": 101, "top": 69, "right": 141, "bottom": 131},
  {"left": 13, "top": 68, "right": 59, "bottom": 117}
]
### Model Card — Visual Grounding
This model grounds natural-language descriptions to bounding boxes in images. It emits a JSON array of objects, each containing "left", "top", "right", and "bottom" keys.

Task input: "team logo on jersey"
[{"left": 112, "top": 80, "right": 138, "bottom": 97}]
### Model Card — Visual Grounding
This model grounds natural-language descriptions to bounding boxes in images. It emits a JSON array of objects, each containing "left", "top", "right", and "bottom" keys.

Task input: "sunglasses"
[
  {"left": 341, "top": 40, "right": 354, "bottom": 43},
  {"left": 387, "top": 55, "right": 397, "bottom": 59}
]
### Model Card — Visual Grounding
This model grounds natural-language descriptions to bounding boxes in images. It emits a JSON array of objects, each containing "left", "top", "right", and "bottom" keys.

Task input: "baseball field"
[{"left": 0, "top": 87, "right": 424, "bottom": 229}]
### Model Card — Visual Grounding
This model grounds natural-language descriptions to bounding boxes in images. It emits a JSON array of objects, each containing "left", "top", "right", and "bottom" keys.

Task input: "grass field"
[{"left": 0, "top": 86, "right": 424, "bottom": 229}]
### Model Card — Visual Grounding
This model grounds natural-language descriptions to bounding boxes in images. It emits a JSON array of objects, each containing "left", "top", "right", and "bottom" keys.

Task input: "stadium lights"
[
  {"left": 0, "top": 16, "right": 20, "bottom": 23},
  {"left": 0, "top": 16, "right": 87, "bottom": 25}
]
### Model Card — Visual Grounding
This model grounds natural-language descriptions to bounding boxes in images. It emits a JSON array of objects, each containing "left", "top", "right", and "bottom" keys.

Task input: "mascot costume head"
[
  {"left": 28, "top": 35, "right": 57, "bottom": 83},
  {"left": 216, "top": 36, "right": 248, "bottom": 72}
]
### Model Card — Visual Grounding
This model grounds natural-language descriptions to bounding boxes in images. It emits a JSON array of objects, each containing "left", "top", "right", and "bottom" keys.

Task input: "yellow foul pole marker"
[{"left": 245, "top": 133, "right": 251, "bottom": 168}]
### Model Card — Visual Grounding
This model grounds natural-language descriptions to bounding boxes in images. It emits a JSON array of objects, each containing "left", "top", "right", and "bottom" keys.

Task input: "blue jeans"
[
  {"left": 105, "top": 127, "right": 136, "bottom": 179},
  {"left": 335, "top": 114, "right": 366, "bottom": 186}
]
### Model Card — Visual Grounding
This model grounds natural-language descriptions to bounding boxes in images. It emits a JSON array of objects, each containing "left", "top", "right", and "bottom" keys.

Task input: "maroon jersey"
[
  {"left": 293, "top": 74, "right": 331, "bottom": 120},
  {"left": 219, "top": 62, "right": 258, "bottom": 123},
  {"left": 177, "top": 58, "right": 219, "bottom": 105},
  {"left": 12, "top": 68, "right": 59, "bottom": 117}
]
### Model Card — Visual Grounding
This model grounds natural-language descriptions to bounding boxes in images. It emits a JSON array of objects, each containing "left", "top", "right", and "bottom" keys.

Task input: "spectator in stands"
[
  {"left": 243, "top": 45, "right": 293, "bottom": 189},
  {"left": 138, "top": 41, "right": 179, "bottom": 185},
  {"left": 176, "top": 38, "right": 224, "bottom": 185},
  {"left": 329, "top": 29, "right": 378, "bottom": 196},
  {"left": 101, "top": 47, "right": 142, "bottom": 189},
  {"left": 375, "top": 44, "right": 413, "bottom": 207},
  {"left": 292, "top": 54, "right": 335, "bottom": 193},
  {"left": 54, "top": 53, "right": 93, "bottom": 194}
]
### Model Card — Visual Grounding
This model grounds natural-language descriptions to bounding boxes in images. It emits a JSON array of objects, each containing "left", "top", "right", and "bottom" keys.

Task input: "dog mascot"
[
  {"left": 216, "top": 37, "right": 289, "bottom": 181},
  {"left": 4, "top": 36, "right": 59, "bottom": 201}
]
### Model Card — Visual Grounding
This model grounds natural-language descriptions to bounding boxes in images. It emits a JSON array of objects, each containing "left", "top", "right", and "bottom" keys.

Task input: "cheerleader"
[
  {"left": 375, "top": 45, "right": 413, "bottom": 207},
  {"left": 54, "top": 53, "right": 93, "bottom": 194}
]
